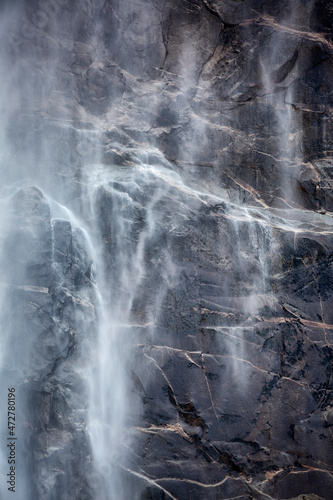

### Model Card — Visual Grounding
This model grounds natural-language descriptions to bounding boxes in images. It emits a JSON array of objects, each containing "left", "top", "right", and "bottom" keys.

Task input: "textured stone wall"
[{"left": 1, "top": 0, "right": 333, "bottom": 499}]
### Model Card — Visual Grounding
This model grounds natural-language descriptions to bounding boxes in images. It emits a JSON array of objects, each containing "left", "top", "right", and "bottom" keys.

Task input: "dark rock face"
[
  {"left": 0, "top": 0, "right": 333, "bottom": 499},
  {"left": 0, "top": 187, "right": 96, "bottom": 499}
]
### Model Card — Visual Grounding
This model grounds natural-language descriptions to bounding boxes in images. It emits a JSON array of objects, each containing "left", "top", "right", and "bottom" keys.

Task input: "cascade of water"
[
  {"left": 83, "top": 154, "right": 185, "bottom": 499},
  {"left": 259, "top": 0, "right": 315, "bottom": 208},
  {"left": 0, "top": 5, "right": 99, "bottom": 498},
  {"left": 0, "top": 1, "right": 331, "bottom": 499}
]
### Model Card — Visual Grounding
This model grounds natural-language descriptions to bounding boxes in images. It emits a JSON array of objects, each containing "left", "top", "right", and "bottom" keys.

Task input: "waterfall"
[
  {"left": 259, "top": 0, "right": 315, "bottom": 208},
  {"left": 0, "top": 1, "right": 332, "bottom": 499}
]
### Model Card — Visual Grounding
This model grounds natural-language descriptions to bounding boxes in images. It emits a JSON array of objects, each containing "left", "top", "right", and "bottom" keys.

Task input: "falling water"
[
  {"left": 0, "top": 0, "right": 331, "bottom": 499},
  {"left": 259, "top": 0, "right": 315, "bottom": 208},
  {"left": 85, "top": 160, "right": 158, "bottom": 498},
  {"left": 0, "top": 3, "right": 98, "bottom": 499}
]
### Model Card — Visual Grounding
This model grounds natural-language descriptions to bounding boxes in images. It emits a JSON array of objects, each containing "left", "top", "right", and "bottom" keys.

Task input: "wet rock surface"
[
  {"left": 1, "top": 0, "right": 333, "bottom": 499},
  {"left": 0, "top": 187, "right": 96, "bottom": 499}
]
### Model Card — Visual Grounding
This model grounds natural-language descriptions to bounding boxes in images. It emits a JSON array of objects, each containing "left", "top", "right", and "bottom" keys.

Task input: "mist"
[{"left": 0, "top": 1, "right": 332, "bottom": 499}]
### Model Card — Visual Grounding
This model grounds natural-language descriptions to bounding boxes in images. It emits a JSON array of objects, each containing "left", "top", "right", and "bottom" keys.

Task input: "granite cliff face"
[{"left": 0, "top": 0, "right": 333, "bottom": 499}]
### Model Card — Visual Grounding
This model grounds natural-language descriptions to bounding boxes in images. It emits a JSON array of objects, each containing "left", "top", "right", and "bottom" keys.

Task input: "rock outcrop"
[
  {"left": 0, "top": 0, "right": 332, "bottom": 499},
  {"left": 0, "top": 187, "right": 96, "bottom": 499}
]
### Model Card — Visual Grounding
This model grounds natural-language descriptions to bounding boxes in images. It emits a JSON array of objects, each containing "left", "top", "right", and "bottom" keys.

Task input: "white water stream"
[{"left": 0, "top": 1, "right": 330, "bottom": 499}]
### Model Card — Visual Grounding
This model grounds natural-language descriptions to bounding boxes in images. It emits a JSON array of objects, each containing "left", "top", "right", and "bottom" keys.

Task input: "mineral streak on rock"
[{"left": 0, "top": 0, "right": 332, "bottom": 499}]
